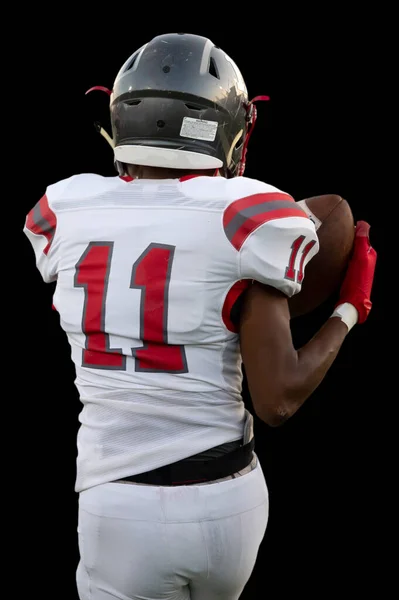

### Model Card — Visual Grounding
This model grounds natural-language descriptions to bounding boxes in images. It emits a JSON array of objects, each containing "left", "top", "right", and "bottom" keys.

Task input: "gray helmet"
[
  {"left": 110, "top": 33, "right": 253, "bottom": 177},
  {"left": 87, "top": 33, "right": 268, "bottom": 176}
]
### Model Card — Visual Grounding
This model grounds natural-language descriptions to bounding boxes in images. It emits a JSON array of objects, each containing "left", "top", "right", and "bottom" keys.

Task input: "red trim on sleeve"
[
  {"left": 223, "top": 192, "right": 308, "bottom": 252},
  {"left": 223, "top": 192, "right": 295, "bottom": 227},
  {"left": 25, "top": 194, "right": 57, "bottom": 255},
  {"left": 222, "top": 280, "right": 251, "bottom": 332}
]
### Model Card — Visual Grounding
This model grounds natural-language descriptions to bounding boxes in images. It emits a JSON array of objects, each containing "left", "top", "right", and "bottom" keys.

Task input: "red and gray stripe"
[
  {"left": 223, "top": 192, "right": 308, "bottom": 251},
  {"left": 25, "top": 194, "right": 57, "bottom": 255}
]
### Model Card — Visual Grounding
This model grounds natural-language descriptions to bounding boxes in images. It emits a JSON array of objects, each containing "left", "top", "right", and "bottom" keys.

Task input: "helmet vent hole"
[
  {"left": 209, "top": 57, "right": 220, "bottom": 79},
  {"left": 157, "top": 120, "right": 166, "bottom": 128},
  {"left": 162, "top": 65, "right": 171, "bottom": 73},
  {"left": 185, "top": 103, "right": 203, "bottom": 111},
  {"left": 125, "top": 54, "right": 139, "bottom": 72},
  {"left": 124, "top": 99, "right": 142, "bottom": 106}
]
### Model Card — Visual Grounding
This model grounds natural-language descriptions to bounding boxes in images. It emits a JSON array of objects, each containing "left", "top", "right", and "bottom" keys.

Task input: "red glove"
[{"left": 337, "top": 221, "right": 377, "bottom": 324}]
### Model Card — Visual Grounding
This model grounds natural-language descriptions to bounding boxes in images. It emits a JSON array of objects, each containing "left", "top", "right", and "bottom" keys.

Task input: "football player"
[{"left": 24, "top": 33, "right": 377, "bottom": 600}]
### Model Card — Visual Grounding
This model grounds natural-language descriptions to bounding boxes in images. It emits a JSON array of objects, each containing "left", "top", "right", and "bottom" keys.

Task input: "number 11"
[{"left": 74, "top": 242, "right": 188, "bottom": 373}]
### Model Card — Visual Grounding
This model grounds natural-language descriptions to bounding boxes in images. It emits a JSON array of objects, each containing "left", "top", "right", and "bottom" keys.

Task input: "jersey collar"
[{"left": 119, "top": 170, "right": 219, "bottom": 183}]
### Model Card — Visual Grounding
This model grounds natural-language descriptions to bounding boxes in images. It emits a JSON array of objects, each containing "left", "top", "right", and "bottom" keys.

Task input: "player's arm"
[{"left": 240, "top": 222, "right": 377, "bottom": 426}]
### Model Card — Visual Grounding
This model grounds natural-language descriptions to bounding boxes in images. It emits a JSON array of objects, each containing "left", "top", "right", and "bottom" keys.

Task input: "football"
[{"left": 288, "top": 194, "right": 355, "bottom": 318}]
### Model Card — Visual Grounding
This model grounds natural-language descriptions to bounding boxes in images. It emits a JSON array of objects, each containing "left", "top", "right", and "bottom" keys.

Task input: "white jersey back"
[{"left": 24, "top": 173, "right": 318, "bottom": 491}]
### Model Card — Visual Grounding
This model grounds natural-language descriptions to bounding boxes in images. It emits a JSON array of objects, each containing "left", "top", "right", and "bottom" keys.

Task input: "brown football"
[{"left": 288, "top": 194, "right": 355, "bottom": 318}]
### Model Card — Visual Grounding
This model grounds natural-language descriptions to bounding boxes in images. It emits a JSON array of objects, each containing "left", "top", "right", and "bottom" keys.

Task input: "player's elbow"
[
  {"left": 249, "top": 366, "right": 314, "bottom": 427},
  {"left": 254, "top": 400, "right": 294, "bottom": 427},
  {"left": 252, "top": 380, "right": 308, "bottom": 426}
]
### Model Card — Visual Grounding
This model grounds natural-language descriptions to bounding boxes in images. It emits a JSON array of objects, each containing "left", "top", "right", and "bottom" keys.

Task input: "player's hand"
[{"left": 337, "top": 221, "right": 377, "bottom": 324}]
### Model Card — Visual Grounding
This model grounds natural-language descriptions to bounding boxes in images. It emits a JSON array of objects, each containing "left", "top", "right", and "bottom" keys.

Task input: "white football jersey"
[{"left": 24, "top": 173, "right": 319, "bottom": 491}]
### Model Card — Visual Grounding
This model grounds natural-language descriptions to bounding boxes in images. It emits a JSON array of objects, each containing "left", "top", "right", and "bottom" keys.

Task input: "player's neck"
[{"left": 126, "top": 165, "right": 219, "bottom": 180}]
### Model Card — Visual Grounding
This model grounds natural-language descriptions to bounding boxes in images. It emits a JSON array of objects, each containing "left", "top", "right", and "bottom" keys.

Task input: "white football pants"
[{"left": 76, "top": 457, "right": 269, "bottom": 600}]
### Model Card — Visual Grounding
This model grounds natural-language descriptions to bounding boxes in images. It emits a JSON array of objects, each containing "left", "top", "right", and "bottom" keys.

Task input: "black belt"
[{"left": 118, "top": 438, "right": 255, "bottom": 486}]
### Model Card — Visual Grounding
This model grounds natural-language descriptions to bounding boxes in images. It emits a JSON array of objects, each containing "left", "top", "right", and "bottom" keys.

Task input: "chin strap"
[
  {"left": 238, "top": 95, "right": 270, "bottom": 176},
  {"left": 86, "top": 86, "right": 112, "bottom": 96},
  {"left": 93, "top": 121, "right": 114, "bottom": 148},
  {"left": 86, "top": 86, "right": 115, "bottom": 149}
]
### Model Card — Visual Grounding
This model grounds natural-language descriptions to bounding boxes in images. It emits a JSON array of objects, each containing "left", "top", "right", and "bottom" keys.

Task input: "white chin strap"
[{"left": 114, "top": 145, "right": 223, "bottom": 170}]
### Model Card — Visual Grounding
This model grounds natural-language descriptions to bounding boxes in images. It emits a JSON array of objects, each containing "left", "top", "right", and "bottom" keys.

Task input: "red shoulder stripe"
[
  {"left": 223, "top": 192, "right": 308, "bottom": 251},
  {"left": 25, "top": 194, "right": 57, "bottom": 255},
  {"left": 223, "top": 192, "right": 295, "bottom": 227}
]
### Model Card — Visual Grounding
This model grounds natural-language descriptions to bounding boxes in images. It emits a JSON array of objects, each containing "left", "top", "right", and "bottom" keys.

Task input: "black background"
[{"left": 18, "top": 17, "right": 388, "bottom": 599}]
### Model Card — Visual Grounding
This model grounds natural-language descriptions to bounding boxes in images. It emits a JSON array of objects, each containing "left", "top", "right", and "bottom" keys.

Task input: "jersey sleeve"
[
  {"left": 23, "top": 175, "right": 79, "bottom": 283},
  {"left": 24, "top": 192, "right": 58, "bottom": 283},
  {"left": 223, "top": 179, "right": 320, "bottom": 297}
]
